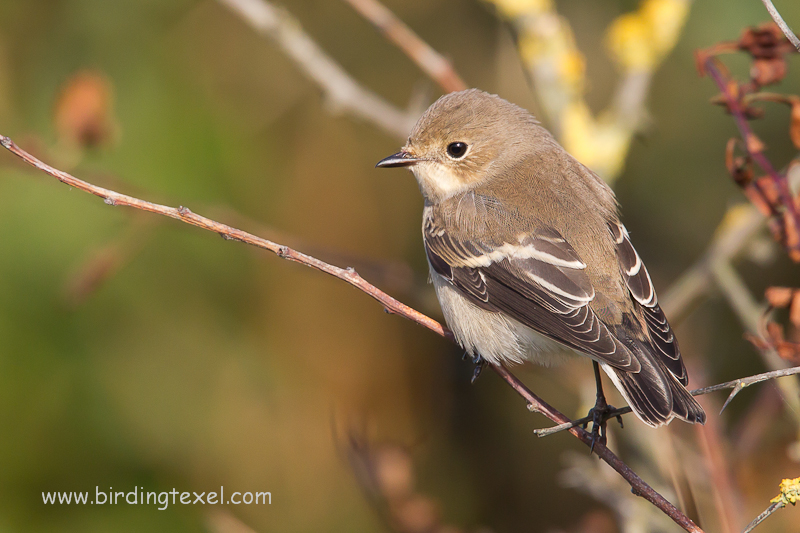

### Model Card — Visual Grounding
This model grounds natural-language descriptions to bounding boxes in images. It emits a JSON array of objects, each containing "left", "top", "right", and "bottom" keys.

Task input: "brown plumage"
[{"left": 377, "top": 89, "right": 705, "bottom": 427}]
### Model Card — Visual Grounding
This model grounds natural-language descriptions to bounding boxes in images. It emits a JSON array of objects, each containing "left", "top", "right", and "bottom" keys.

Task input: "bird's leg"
[
  {"left": 583, "top": 361, "right": 623, "bottom": 452},
  {"left": 462, "top": 352, "right": 486, "bottom": 384}
]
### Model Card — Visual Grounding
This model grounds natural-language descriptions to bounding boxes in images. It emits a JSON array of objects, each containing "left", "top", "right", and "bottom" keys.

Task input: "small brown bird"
[{"left": 377, "top": 89, "right": 705, "bottom": 434}]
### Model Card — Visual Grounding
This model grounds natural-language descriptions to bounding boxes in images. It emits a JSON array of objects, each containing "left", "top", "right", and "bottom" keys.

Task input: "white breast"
[{"left": 429, "top": 269, "right": 573, "bottom": 367}]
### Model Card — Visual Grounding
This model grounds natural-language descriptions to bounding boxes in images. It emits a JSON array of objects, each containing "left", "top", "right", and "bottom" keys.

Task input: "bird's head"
[{"left": 376, "top": 89, "right": 547, "bottom": 202}]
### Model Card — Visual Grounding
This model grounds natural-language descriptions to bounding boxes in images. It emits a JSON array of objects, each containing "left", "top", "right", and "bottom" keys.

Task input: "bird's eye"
[{"left": 446, "top": 142, "right": 468, "bottom": 159}]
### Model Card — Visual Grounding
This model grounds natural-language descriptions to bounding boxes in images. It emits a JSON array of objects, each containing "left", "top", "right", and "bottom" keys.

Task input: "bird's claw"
[
  {"left": 582, "top": 403, "right": 622, "bottom": 453},
  {"left": 465, "top": 353, "right": 486, "bottom": 384}
]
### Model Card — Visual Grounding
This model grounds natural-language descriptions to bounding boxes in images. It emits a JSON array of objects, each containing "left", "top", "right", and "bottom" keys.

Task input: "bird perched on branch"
[{"left": 377, "top": 89, "right": 705, "bottom": 442}]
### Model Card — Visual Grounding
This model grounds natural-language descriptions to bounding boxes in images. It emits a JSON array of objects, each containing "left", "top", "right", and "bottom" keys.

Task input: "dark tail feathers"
[{"left": 602, "top": 342, "right": 706, "bottom": 427}]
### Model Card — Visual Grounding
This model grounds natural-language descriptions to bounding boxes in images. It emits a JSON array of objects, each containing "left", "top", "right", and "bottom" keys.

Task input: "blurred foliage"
[
  {"left": 487, "top": 0, "right": 692, "bottom": 179},
  {"left": 1, "top": 0, "right": 800, "bottom": 532}
]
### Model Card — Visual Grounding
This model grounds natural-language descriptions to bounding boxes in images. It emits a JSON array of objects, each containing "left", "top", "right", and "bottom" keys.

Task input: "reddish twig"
[
  {"left": 702, "top": 57, "right": 800, "bottom": 260},
  {"left": 0, "top": 134, "right": 702, "bottom": 533},
  {"left": 342, "top": 0, "right": 468, "bottom": 93}
]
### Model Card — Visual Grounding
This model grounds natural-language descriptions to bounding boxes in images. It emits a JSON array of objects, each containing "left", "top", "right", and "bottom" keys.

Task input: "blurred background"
[{"left": 1, "top": 0, "right": 799, "bottom": 531}]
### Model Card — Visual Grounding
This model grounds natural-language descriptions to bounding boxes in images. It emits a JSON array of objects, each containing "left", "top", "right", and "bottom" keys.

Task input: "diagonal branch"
[
  {"left": 702, "top": 58, "right": 800, "bottom": 259},
  {"left": 742, "top": 500, "right": 784, "bottom": 533},
  {"left": 341, "top": 0, "right": 468, "bottom": 93},
  {"left": 218, "top": 0, "right": 417, "bottom": 140},
  {"left": 485, "top": 0, "right": 693, "bottom": 180},
  {"left": 760, "top": 0, "right": 800, "bottom": 52},
  {"left": 742, "top": 476, "right": 800, "bottom": 532},
  {"left": 0, "top": 133, "right": 703, "bottom": 533}
]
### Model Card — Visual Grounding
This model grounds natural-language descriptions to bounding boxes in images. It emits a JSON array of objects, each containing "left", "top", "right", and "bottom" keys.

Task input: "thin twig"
[
  {"left": 486, "top": 0, "right": 692, "bottom": 180},
  {"left": 703, "top": 58, "right": 800, "bottom": 253},
  {"left": 710, "top": 261, "right": 800, "bottom": 425},
  {"left": 341, "top": 0, "right": 467, "bottom": 93},
  {"left": 742, "top": 501, "right": 784, "bottom": 533},
  {"left": 693, "top": 365, "right": 800, "bottom": 412},
  {"left": 534, "top": 366, "right": 800, "bottom": 437},
  {"left": 742, "top": 476, "right": 800, "bottom": 532},
  {"left": 0, "top": 134, "right": 703, "bottom": 533},
  {"left": 217, "top": 0, "right": 416, "bottom": 140},
  {"left": 491, "top": 366, "right": 703, "bottom": 532},
  {"left": 760, "top": 0, "right": 800, "bottom": 52}
]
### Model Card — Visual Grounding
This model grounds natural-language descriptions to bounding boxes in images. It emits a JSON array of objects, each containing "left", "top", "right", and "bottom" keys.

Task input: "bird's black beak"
[{"left": 375, "top": 151, "right": 422, "bottom": 168}]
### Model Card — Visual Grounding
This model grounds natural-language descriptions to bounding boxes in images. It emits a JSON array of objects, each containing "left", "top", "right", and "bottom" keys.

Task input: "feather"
[{"left": 610, "top": 222, "right": 687, "bottom": 385}]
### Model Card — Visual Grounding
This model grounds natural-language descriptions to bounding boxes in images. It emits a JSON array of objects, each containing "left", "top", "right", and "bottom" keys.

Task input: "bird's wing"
[
  {"left": 608, "top": 222, "right": 688, "bottom": 385},
  {"left": 424, "top": 216, "right": 641, "bottom": 372}
]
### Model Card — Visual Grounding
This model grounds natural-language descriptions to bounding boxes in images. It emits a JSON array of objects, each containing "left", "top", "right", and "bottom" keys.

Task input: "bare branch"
[
  {"left": 342, "top": 0, "right": 467, "bottom": 93},
  {"left": 693, "top": 366, "right": 800, "bottom": 413},
  {"left": 218, "top": 0, "right": 416, "bottom": 140},
  {"left": 0, "top": 134, "right": 703, "bottom": 533},
  {"left": 703, "top": 58, "right": 800, "bottom": 259},
  {"left": 742, "top": 476, "right": 799, "bottom": 532},
  {"left": 742, "top": 501, "right": 784, "bottom": 533},
  {"left": 710, "top": 261, "right": 800, "bottom": 424},
  {"left": 486, "top": 0, "right": 693, "bottom": 180},
  {"left": 534, "top": 366, "right": 800, "bottom": 437},
  {"left": 760, "top": 0, "right": 800, "bottom": 52}
]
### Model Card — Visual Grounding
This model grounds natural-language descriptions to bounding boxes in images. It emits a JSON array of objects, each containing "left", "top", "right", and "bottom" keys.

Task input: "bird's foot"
[
  {"left": 462, "top": 352, "right": 486, "bottom": 384},
  {"left": 582, "top": 400, "right": 624, "bottom": 453}
]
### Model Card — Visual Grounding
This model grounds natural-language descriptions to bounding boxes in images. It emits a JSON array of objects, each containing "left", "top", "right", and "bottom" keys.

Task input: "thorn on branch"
[
  {"left": 534, "top": 366, "right": 800, "bottom": 437},
  {"left": 720, "top": 381, "right": 746, "bottom": 413}
]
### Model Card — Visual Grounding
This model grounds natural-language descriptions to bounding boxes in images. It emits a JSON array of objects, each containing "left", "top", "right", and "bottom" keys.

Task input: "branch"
[
  {"left": 534, "top": 365, "right": 800, "bottom": 437},
  {"left": 760, "top": 0, "right": 800, "bottom": 52},
  {"left": 742, "top": 501, "right": 784, "bottom": 533},
  {"left": 217, "top": 0, "right": 417, "bottom": 140},
  {"left": 742, "top": 476, "right": 799, "bottom": 533},
  {"left": 702, "top": 57, "right": 800, "bottom": 260},
  {"left": 0, "top": 134, "right": 703, "bottom": 533},
  {"left": 710, "top": 261, "right": 800, "bottom": 428},
  {"left": 486, "top": 0, "right": 693, "bottom": 180},
  {"left": 693, "top": 366, "right": 800, "bottom": 412},
  {"left": 341, "top": 0, "right": 468, "bottom": 93}
]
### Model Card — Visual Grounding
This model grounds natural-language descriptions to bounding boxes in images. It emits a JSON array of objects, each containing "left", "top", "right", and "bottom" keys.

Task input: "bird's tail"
[{"left": 601, "top": 350, "right": 706, "bottom": 427}]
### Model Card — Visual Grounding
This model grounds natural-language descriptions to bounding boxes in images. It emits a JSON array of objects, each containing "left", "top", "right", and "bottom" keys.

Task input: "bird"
[{"left": 376, "top": 89, "right": 706, "bottom": 438}]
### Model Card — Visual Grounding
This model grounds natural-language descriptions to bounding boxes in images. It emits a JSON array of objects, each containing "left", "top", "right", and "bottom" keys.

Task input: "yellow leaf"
[{"left": 486, "top": 0, "right": 552, "bottom": 18}]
